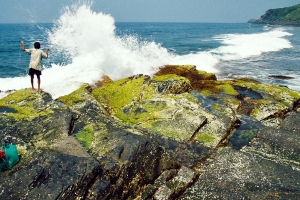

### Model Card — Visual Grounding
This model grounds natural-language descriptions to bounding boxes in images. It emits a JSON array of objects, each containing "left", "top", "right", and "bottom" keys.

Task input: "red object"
[{"left": 0, "top": 150, "right": 5, "bottom": 159}]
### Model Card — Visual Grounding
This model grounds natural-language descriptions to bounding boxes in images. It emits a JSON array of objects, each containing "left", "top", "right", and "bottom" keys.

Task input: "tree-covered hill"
[{"left": 251, "top": 4, "right": 300, "bottom": 26}]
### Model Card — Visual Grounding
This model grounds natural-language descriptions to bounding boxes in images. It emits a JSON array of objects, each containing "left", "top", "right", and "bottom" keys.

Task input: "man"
[{"left": 20, "top": 41, "right": 49, "bottom": 92}]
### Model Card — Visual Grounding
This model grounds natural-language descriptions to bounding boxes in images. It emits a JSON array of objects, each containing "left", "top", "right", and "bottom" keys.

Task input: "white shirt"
[{"left": 25, "top": 49, "right": 48, "bottom": 71}]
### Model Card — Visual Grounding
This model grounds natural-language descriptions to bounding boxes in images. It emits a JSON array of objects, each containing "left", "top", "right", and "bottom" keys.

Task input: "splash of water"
[{"left": 32, "top": 3, "right": 219, "bottom": 99}]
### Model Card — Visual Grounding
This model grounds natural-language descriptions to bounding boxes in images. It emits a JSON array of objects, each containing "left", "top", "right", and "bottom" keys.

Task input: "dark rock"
[
  {"left": 280, "top": 112, "right": 300, "bottom": 131},
  {"left": 0, "top": 153, "right": 99, "bottom": 200},
  {"left": 269, "top": 75, "right": 294, "bottom": 79},
  {"left": 181, "top": 148, "right": 300, "bottom": 199}
]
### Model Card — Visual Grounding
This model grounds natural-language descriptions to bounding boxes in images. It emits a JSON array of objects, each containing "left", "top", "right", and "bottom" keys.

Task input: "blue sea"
[{"left": 0, "top": 4, "right": 300, "bottom": 99}]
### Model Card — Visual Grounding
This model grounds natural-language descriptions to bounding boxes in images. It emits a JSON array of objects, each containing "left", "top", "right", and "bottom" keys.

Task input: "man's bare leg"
[
  {"left": 30, "top": 75, "right": 35, "bottom": 91},
  {"left": 37, "top": 75, "right": 41, "bottom": 92}
]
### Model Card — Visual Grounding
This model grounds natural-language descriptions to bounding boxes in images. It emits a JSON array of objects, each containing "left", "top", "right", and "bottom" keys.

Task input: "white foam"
[{"left": 211, "top": 28, "right": 293, "bottom": 60}]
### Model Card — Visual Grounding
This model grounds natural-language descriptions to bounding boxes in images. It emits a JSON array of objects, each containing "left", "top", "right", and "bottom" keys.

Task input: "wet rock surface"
[
  {"left": 0, "top": 65, "right": 300, "bottom": 199},
  {"left": 182, "top": 148, "right": 300, "bottom": 199}
]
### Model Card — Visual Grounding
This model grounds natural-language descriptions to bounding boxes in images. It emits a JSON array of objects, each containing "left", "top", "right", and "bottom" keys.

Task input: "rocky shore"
[{"left": 0, "top": 65, "right": 300, "bottom": 199}]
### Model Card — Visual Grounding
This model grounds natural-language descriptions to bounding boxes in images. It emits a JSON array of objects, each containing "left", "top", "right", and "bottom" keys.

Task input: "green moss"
[
  {"left": 257, "top": 99, "right": 272, "bottom": 104},
  {"left": 198, "top": 70, "right": 215, "bottom": 78},
  {"left": 76, "top": 125, "right": 94, "bottom": 149},
  {"left": 223, "top": 97, "right": 240, "bottom": 106},
  {"left": 196, "top": 133, "right": 215, "bottom": 143},
  {"left": 87, "top": 122, "right": 112, "bottom": 158},
  {"left": 142, "top": 83, "right": 157, "bottom": 99},
  {"left": 152, "top": 74, "right": 190, "bottom": 83},
  {"left": 212, "top": 103, "right": 220, "bottom": 111},
  {"left": 289, "top": 90, "right": 300, "bottom": 98},
  {"left": 217, "top": 84, "right": 238, "bottom": 96},
  {"left": 184, "top": 93, "right": 200, "bottom": 104},
  {"left": 0, "top": 89, "right": 52, "bottom": 120},
  {"left": 201, "top": 90, "right": 213, "bottom": 97},
  {"left": 181, "top": 65, "right": 196, "bottom": 69},
  {"left": 251, "top": 99, "right": 271, "bottom": 117},
  {"left": 197, "top": 70, "right": 207, "bottom": 75},
  {"left": 56, "top": 84, "right": 89, "bottom": 106},
  {"left": 144, "top": 120, "right": 189, "bottom": 140},
  {"left": 92, "top": 77, "right": 145, "bottom": 120}
]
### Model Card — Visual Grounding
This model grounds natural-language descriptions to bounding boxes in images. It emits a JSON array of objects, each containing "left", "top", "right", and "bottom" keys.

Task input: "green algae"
[
  {"left": 217, "top": 84, "right": 239, "bottom": 96},
  {"left": 122, "top": 100, "right": 167, "bottom": 124},
  {"left": 184, "top": 93, "right": 201, "bottom": 104},
  {"left": 145, "top": 120, "right": 190, "bottom": 141},
  {"left": 141, "top": 83, "right": 157, "bottom": 99},
  {"left": 76, "top": 125, "right": 94, "bottom": 150},
  {"left": 0, "top": 89, "right": 52, "bottom": 120},
  {"left": 56, "top": 84, "right": 90, "bottom": 107},
  {"left": 223, "top": 98, "right": 240, "bottom": 107},
  {"left": 92, "top": 76, "right": 145, "bottom": 120},
  {"left": 212, "top": 103, "right": 220, "bottom": 112},
  {"left": 211, "top": 103, "right": 230, "bottom": 116},
  {"left": 196, "top": 133, "right": 215, "bottom": 144},
  {"left": 92, "top": 74, "right": 209, "bottom": 143},
  {"left": 92, "top": 75, "right": 196, "bottom": 125},
  {"left": 198, "top": 70, "right": 216, "bottom": 79},
  {"left": 200, "top": 90, "right": 212, "bottom": 97},
  {"left": 152, "top": 74, "right": 190, "bottom": 83},
  {"left": 87, "top": 122, "right": 111, "bottom": 158}
]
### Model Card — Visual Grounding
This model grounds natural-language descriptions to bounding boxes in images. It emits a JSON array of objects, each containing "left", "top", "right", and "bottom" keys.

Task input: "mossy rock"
[
  {"left": 92, "top": 75, "right": 147, "bottom": 120},
  {"left": 152, "top": 74, "right": 190, "bottom": 83},
  {"left": 0, "top": 89, "right": 53, "bottom": 120},
  {"left": 92, "top": 74, "right": 234, "bottom": 147},
  {"left": 155, "top": 65, "right": 217, "bottom": 81},
  {"left": 231, "top": 79, "right": 300, "bottom": 107},
  {"left": 198, "top": 79, "right": 300, "bottom": 125},
  {"left": 56, "top": 84, "right": 91, "bottom": 107},
  {"left": 154, "top": 65, "right": 217, "bottom": 92},
  {"left": 152, "top": 74, "right": 191, "bottom": 94}
]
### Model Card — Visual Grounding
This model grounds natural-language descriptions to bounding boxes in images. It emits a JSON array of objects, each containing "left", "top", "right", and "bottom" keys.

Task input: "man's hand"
[
  {"left": 20, "top": 41, "right": 25, "bottom": 51},
  {"left": 46, "top": 48, "right": 49, "bottom": 58}
]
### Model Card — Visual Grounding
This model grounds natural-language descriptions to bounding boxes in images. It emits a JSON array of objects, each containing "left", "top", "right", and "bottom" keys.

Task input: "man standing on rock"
[{"left": 20, "top": 41, "right": 49, "bottom": 92}]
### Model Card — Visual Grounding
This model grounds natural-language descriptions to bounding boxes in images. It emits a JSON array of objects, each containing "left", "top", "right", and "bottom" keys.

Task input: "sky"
[{"left": 0, "top": 0, "right": 299, "bottom": 23}]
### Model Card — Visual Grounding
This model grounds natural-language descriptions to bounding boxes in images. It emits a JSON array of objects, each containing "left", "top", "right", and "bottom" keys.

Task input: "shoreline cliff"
[{"left": 250, "top": 4, "right": 300, "bottom": 26}]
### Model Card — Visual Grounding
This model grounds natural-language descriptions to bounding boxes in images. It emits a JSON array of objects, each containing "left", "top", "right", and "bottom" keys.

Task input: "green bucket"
[{"left": 0, "top": 142, "right": 19, "bottom": 170}]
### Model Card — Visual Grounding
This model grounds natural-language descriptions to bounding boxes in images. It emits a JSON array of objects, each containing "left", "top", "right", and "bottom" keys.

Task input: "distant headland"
[{"left": 249, "top": 4, "right": 300, "bottom": 26}]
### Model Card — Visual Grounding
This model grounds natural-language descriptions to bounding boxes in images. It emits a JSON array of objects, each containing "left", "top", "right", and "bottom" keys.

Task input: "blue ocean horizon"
[{"left": 0, "top": 11, "right": 300, "bottom": 99}]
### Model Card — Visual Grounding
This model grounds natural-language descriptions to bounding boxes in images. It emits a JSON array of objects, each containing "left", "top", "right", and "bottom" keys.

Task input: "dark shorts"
[{"left": 28, "top": 68, "right": 42, "bottom": 76}]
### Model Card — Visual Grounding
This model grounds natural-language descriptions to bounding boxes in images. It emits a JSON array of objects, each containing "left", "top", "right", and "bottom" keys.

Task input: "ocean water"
[{"left": 0, "top": 4, "right": 300, "bottom": 99}]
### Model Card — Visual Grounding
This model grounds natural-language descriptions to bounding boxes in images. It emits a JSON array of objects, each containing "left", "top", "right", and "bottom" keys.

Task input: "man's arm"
[
  {"left": 45, "top": 48, "right": 49, "bottom": 58},
  {"left": 20, "top": 41, "right": 25, "bottom": 51}
]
